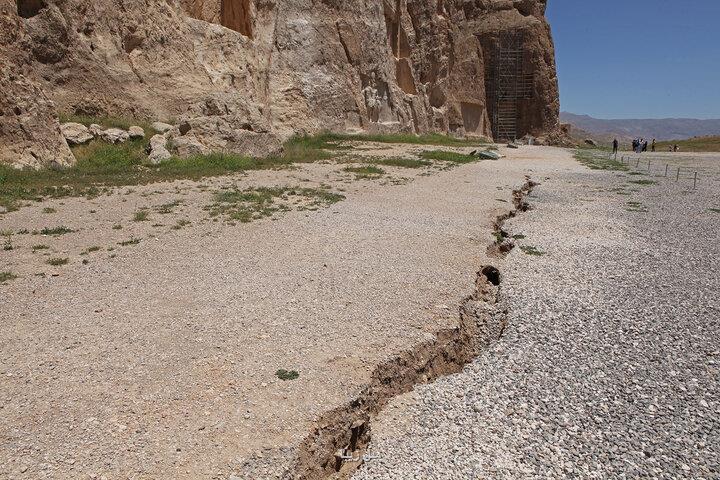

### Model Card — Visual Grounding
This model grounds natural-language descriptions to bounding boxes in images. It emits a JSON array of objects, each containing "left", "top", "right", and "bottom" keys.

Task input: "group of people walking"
[
  {"left": 612, "top": 137, "right": 662, "bottom": 155},
  {"left": 631, "top": 138, "right": 656, "bottom": 153}
]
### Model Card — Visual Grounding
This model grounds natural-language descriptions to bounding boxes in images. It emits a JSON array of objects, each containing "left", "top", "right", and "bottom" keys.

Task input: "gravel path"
[
  {"left": 0, "top": 144, "right": 536, "bottom": 479},
  {"left": 354, "top": 150, "right": 720, "bottom": 479}
]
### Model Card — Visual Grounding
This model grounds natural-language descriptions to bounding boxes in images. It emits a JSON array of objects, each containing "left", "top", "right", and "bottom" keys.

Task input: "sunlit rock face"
[{"left": 1, "top": 0, "right": 559, "bottom": 166}]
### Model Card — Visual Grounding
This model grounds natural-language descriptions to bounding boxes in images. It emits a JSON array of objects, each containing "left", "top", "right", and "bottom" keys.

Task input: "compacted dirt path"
[
  {"left": 0, "top": 145, "right": 561, "bottom": 478},
  {"left": 354, "top": 150, "right": 720, "bottom": 479}
]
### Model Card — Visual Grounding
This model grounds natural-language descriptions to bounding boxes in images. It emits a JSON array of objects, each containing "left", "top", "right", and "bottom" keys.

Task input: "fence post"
[
  {"left": 665, "top": 164, "right": 669, "bottom": 177},
  {"left": 677, "top": 167, "right": 680, "bottom": 181},
  {"left": 636, "top": 158, "right": 640, "bottom": 167},
  {"left": 647, "top": 158, "right": 651, "bottom": 171},
  {"left": 694, "top": 172, "right": 698, "bottom": 190}
]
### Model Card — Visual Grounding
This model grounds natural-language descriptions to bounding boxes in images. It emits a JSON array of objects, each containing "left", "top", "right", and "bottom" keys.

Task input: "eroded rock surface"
[{"left": 1, "top": 0, "right": 559, "bottom": 166}]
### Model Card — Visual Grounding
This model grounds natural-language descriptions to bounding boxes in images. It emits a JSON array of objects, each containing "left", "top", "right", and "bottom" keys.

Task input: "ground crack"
[
  {"left": 290, "top": 177, "right": 539, "bottom": 480},
  {"left": 487, "top": 177, "right": 539, "bottom": 258}
]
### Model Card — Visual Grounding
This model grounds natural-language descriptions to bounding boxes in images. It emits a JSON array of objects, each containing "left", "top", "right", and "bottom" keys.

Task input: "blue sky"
[{"left": 546, "top": 0, "right": 720, "bottom": 119}]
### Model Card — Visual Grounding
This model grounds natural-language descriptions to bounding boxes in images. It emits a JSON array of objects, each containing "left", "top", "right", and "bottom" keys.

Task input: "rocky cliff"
[{"left": 0, "top": 0, "right": 559, "bottom": 168}]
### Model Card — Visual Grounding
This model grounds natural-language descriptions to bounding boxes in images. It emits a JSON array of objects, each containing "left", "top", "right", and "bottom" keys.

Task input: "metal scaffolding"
[{"left": 490, "top": 37, "right": 534, "bottom": 141}]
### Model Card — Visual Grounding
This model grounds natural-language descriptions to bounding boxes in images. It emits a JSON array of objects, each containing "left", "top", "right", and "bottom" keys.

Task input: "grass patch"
[
  {"left": 629, "top": 179, "right": 657, "bottom": 186},
  {"left": 133, "top": 210, "right": 150, "bottom": 222},
  {"left": 275, "top": 369, "right": 300, "bottom": 381},
  {"left": 40, "top": 226, "right": 76, "bottom": 236},
  {"left": 42, "top": 207, "right": 57, "bottom": 214},
  {"left": 655, "top": 136, "right": 720, "bottom": 153},
  {"left": 47, "top": 257, "right": 69, "bottom": 266},
  {"left": 172, "top": 219, "right": 192, "bottom": 230},
  {"left": 156, "top": 200, "right": 183, "bottom": 214},
  {"left": 0, "top": 271, "right": 17, "bottom": 283},
  {"left": 520, "top": 245, "right": 545, "bottom": 256},
  {"left": 318, "top": 132, "right": 487, "bottom": 147},
  {"left": 344, "top": 165, "right": 385, "bottom": 177},
  {"left": 574, "top": 150, "right": 628, "bottom": 171},
  {"left": 709, "top": 208, "right": 720, "bottom": 213},
  {"left": 118, "top": 238, "right": 141, "bottom": 246},
  {"left": 419, "top": 150, "right": 477, "bottom": 164},
  {"left": 206, "top": 186, "right": 344, "bottom": 222},
  {"left": 512, "top": 234, "right": 526, "bottom": 240},
  {"left": 112, "top": 224, "right": 123, "bottom": 230},
  {"left": 32, "top": 244, "right": 50, "bottom": 251},
  {"left": 0, "top": 131, "right": 481, "bottom": 212}
]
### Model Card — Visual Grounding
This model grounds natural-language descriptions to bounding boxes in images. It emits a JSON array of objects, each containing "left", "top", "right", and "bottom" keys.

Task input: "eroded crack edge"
[
  {"left": 291, "top": 178, "right": 539, "bottom": 480},
  {"left": 487, "top": 176, "right": 540, "bottom": 258}
]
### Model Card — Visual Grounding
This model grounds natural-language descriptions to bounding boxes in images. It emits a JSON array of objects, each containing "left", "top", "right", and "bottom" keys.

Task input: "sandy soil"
[{"left": 0, "top": 144, "right": 559, "bottom": 479}]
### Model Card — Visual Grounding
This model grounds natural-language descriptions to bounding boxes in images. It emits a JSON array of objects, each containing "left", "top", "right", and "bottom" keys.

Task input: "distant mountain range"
[{"left": 560, "top": 112, "right": 720, "bottom": 141}]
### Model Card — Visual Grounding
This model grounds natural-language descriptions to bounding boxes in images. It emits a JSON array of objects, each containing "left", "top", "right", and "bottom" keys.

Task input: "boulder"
[
  {"left": 60, "top": 122, "right": 94, "bottom": 146},
  {"left": 100, "top": 128, "right": 130, "bottom": 144},
  {"left": 128, "top": 126, "right": 145, "bottom": 139},
  {"left": 147, "top": 134, "right": 172, "bottom": 164},
  {"left": 151, "top": 122, "right": 174, "bottom": 134},
  {"left": 169, "top": 135, "right": 210, "bottom": 157},
  {"left": 89, "top": 124, "right": 104, "bottom": 136},
  {"left": 585, "top": 138, "right": 598, "bottom": 146}
]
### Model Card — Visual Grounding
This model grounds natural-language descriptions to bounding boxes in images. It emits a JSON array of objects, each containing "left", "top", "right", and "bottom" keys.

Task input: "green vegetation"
[
  {"left": 419, "top": 150, "right": 478, "bottom": 164},
  {"left": 512, "top": 234, "right": 526, "bottom": 240},
  {"left": 707, "top": 208, "right": 720, "bottom": 213},
  {"left": 655, "top": 136, "right": 720, "bottom": 153},
  {"left": 0, "top": 129, "right": 483, "bottom": 212},
  {"left": 133, "top": 210, "right": 150, "bottom": 222},
  {"left": 2, "top": 230, "right": 13, "bottom": 251},
  {"left": 206, "top": 186, "right": 345, "bottom": 223},
  {"left": 118, "top": 238, "right": 141, "bottom": 246},
  {"left": 275, "top": 369, "right": 300, "bottom": 381},
  {"left": 344, "top": 165, "right": 385, "bottom": 178},
  {"left": 112, "top": 224, "right": 123, "bottom": 230},
  {"left": 156, "top": 200, "right": 183, "bottom": 214},
  {"left": 32, "top": 244, "right": 50, "bottom": 251},
  {"left": 42, "top": 207, "right": 57, "bottom": 214},
  {"left": 47, "top": 257, "right": 69, "bottom": 266},
  {"left": 626, "top": 201, "right": 648, "bottom": 213},
  {"left": 0, "top": 271, "right": 17, "bottom": 283},
  {"left": 40, "top": 226, "right": 76, "bottom": 236},
  {"left": 574, "top": 150, "right": 628, "bottom": 171},
  {"left": 310, "top": 132, "right": 487, "bottom": 147},
  {"left": 171, "top": 219, "right": 192, "bottom": 230},
  {"left": 520, "top": 245, "right": 545, "bottom": 256},
  {"left": 629, "top": 179, "right": 657, "bottom": 186}
]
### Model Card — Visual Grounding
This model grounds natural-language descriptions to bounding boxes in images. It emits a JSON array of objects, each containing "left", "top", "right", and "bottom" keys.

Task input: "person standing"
[
  {"left": 613, "top": 138, "right": 619, "bottom": 155},
  {"left": 651, "top": 139, "right": 656, "bottom": 152}
]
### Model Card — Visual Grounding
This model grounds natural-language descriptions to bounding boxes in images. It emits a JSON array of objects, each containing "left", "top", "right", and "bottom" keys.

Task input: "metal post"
[
  {"left": 676, "top": 167, "right": 680, "bottom": 181},
  {"left": 665, "top": 164, "right": 668, "bottom": 177},
  {"left": 647, "top": 158, "right": 651, "bottom": 171},
  {"left": 694, "top": 172, "right": 698, "bottom": 190}
]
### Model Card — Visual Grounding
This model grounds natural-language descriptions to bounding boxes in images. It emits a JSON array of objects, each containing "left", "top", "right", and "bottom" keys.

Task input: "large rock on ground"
[
  {"left": 60, "top": 122, "right": 94, "bottom": 145},
  {"left": 1, "top": 0, "right": 559, "bottom": 166}
]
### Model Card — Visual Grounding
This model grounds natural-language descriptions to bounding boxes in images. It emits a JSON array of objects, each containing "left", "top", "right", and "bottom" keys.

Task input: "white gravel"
[{"left": 354, "top": 151, "right": 720, "bottom": 479}]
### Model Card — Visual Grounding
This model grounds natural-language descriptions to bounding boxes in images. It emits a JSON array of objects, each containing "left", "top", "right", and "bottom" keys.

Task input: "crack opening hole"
[{"left": 481, "top": 266, "right": 501, "bottom": 286}]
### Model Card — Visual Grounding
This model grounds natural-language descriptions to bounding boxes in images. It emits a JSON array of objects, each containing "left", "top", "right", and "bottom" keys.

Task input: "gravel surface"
[
  {"left": 0, "top": 143, "right": 535, "bottom": 479},
  {"left": 354, "top": 149, "right": 720, "bottom": 479}
]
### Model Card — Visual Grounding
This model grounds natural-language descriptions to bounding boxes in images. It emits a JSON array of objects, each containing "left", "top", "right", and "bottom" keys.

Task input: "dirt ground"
[{"left": 0, "top": 144, "right": 572, "bottom": 479}]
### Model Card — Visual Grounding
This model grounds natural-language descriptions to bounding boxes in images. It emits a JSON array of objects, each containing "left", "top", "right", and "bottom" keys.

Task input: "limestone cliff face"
[{"left": 0, "top": 0, "right": 559, "bottom": 167}]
